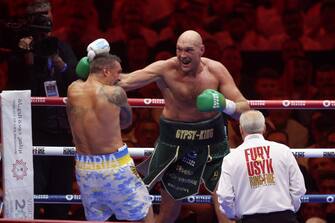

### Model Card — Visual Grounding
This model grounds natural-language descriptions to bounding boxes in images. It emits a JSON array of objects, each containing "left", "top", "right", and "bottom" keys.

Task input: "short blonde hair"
[{"left": 239, "top": 110, "right": 265, "bottom": 134}]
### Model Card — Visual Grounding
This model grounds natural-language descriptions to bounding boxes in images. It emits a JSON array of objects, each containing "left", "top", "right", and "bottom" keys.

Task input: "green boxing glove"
[
  {"left": 76, "top": 56, "right": 90, "bottom": 79},
  {"left": 196, "top": 89, "right": 236, "bottom": 115}
]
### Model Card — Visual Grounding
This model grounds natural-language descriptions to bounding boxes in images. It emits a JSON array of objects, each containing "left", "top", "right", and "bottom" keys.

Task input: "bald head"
[
  {"left": 239, "top": 110, "right": 266, "bottom": 137},
  {"left": 176, "top": 30, "right": 205, "bottom": 73},
  {"left": 177, "top": 30, "right": 203, "bottom": 47}
]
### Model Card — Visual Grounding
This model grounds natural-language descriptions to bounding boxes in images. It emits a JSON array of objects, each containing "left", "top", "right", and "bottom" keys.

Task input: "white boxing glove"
[{"left": 87, "top": 38, "right": 110, "bottom": 62}]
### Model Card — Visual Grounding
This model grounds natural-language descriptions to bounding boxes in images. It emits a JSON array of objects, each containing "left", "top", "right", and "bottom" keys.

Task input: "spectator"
[
  {"left": 207, "top": 0, "right": 235, "bottom": 32},
  {"left": 314, "top": 0, "right": 335, "bottom": 50},
  {"left": 308, "top": 112, "right": 334, "bottom": 148},
  {"left": 51, "top": 0, "right": 103, "bottom": 57},
  {"left": 281, "top": 38, "right": 305, "bottom": 63},
  {"left": 6, "top": 0, "right": 77, "bottom": 219},
  {"left": 106, "top": 0, "right": 158, "bottom": 48},
  {"left": 266, "top": 130, "right": 289, "bottom": 144},
  {"left": 134, "top": 119, "right": 159, "bottom": 147},
  {"left": 304, "top": 0, "right": 322, "bottom": 37},
  {"left": 221, "top": 45, "right": 243, "bottom": 88},
  {"left": 214, "top": 11, "right": 269, "bottom": 50},
  {"left": 125, "top": 35, "right": 151, "bottom": 72},
  {"left": 92, "top": 0, "right": 116, "bottom": 32},
  {"left": 269, "top": 9, "right": 320, "bottom": 50},
  {"left": 158, "top": 1, "right": 211, "bottom": 44},
  {"left": 203, "top": 36, "right": 222, "bottom": 61},
  {"left": 313, "top": 65, "right": 335, "bottom": 100},
  {"left": 252, "top": 67, "right": 282, "bottom": 100},
  {"left": 282, "top": 56, "right": 316, "bottom": 100},
  {"left": 266, "top": 108, "right": 309, "bottom": 148},
  {"left": 256, "top": 0, "right": 284, "bottom": 39},
  {"left": 299, "top": 203, "right": 327, "bottom": 223},
  {"left": 305, "top": 217, "right": 327, "bottom": 223},
  {"left": 318, "top": 172, "right": 335, "bottom": 194},
  {"left": 308, "top": 158, "right": 335, "bottom": 184}
]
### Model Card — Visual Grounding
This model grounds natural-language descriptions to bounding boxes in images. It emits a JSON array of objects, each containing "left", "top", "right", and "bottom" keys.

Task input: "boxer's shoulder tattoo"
[
  {"left": 99, "top": 85, "right": 132, "bottom": 127},
  {"left": 100, "top": 85, "right": 127, "bottom": 107}
]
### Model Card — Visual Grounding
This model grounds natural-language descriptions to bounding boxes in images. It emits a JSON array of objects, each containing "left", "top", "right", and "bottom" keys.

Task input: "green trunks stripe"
[{"left": 143, "top": 113, "right": 230, "bottom": 200}]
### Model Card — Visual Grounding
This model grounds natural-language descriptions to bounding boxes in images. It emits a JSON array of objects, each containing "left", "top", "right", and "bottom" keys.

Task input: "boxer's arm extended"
[
  {"left": 102, "top": 86, "right": 132, "bottom": 129},
  {"left": 197, "top": 62, "right": 249, "bottom": 119},
  {"left": 117, "top": 60, "right": 166, "bottom": 91}
]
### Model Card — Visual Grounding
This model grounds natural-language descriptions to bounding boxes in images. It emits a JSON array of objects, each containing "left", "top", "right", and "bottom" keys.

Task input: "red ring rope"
[{"left": 31, "top": 97, "right": 335, "bottom": 109}]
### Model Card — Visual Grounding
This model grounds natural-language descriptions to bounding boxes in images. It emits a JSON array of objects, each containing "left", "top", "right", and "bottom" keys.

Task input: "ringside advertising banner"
[{"left": 1, "top": 91, "right": 34, "bottom": 218}]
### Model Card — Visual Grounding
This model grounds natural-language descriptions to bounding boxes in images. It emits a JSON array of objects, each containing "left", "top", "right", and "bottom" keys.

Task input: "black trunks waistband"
[{"left": 159, "top": 113, "right": 227, "bottom": 146}]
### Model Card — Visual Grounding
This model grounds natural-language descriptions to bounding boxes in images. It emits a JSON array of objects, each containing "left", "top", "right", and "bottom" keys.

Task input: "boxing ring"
[{"left": 1, "top": 92, "right": 335, "bottom": 221}]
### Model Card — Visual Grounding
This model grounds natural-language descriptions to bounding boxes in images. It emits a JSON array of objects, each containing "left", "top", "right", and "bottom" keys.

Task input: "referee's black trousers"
[{"left": 241, "top": 210, "right": 299, "bottom": 223}]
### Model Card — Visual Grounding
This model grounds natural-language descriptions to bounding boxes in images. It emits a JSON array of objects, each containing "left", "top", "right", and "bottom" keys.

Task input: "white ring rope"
[{"left": 32, "top": 146, "right": 335, "bottom": 158}]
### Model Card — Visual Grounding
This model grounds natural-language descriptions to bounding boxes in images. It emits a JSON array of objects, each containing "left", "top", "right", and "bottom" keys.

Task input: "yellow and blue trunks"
[{"left": 75, "top": 145, "right": 152, "bottom": 221}]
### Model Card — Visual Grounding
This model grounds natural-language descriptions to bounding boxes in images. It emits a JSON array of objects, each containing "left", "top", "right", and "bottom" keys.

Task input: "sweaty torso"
[
  {"left": 67, "top": 80, "right": 123, "bottom": 155},
  {"left": 159, "top": 58, "right": 220, "bottom": 122}
]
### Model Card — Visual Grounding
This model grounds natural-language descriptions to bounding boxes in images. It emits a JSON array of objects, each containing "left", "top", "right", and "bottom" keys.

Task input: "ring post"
[{"left": 1, "top": 91, "right": 34, "bottom": 218}]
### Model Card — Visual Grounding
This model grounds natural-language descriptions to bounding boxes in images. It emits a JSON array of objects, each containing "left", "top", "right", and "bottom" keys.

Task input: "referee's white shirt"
[{"left": 216, "top": 134, "right": 306, "bottom": 219}]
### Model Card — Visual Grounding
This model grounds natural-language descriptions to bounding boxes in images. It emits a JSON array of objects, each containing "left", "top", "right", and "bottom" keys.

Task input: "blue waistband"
[{"left": 75, "top": 144, "right": 128, "bottom": 163}]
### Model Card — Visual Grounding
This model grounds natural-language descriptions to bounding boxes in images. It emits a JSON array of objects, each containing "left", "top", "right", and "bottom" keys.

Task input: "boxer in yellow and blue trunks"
[
  {"left": 67, "top": 51, "right": 154, "bottom": 222},
  {"left": 75, "top": 145, "right": 152, "bottom": 221}
]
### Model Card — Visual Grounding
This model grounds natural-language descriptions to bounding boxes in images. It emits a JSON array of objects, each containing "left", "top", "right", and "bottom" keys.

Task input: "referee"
[{"left": 216, "top": 110, "right": 306, "bottom": 223}]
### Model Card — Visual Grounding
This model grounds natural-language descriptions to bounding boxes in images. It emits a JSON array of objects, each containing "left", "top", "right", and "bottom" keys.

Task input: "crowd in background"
[{"left": 0, "top": 0, "right": 335, "bottom": 222}]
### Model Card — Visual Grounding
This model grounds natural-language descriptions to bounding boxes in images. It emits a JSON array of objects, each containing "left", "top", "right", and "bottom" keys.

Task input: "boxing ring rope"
[
  {"left": 2, "top": 93, "right": 335, "bottom": 222},
  {"left": 32, "top": 146, "right": 335, "bottom": 158},
  {"left": 26, "top": 97, "right": 335, "bottom": 205},
  {"left": 33, "top": 194, "right": 335, "bottom": 204},
  {"left": 31, "top": 97, "right": 335, "bottom": 109},
  {"left": 30, "top": 145, "right": 335, "bottom": 204}
]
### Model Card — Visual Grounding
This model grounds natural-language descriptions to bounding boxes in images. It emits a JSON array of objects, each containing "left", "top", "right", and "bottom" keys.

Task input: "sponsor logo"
[
  {"left": 293, "top": 151, "right": 305, "bottom": 158},
  {"left": 63, "top": 147, "right": 75, "bottom": 155},
  {"left": 15, "top": 207, "right": 27, "bottom": 218},
  {"left": 11, "top": 199, "right": 33, "bottom": 218},
  {"left": 300, "top": 196, "right": 309, "bottom": 203},
  {"left": 143, "top": 98, "right": 165, "bottom": 105},
  {"left": 144, "top": 150, "right": 153, "bottom": 156},
  {"left": 323, "top": 151, "right": 335, "bottom": 158},
  {"left": 187, "top": 196, "right": 195, "bottom": 203},
  {"left": 326, "top": 196, "right": 334, "bottom": 203},
  {"left": 150, "top": 195, "right": 160, "bottom": 202},
  {"left": 12, "top": 159, "right": 28, "bottom": 180},
  {"left": 282, "top": 100, "right": 290, "bottom": 107},
  {"left": 33, "top": 147, "right": 45, "bottom": 155},
  {"left": 249, "top": 100, "right": 266, "bottom": 106},
  {"left": 211, "top": 93, "right": 220, "bottom": 109},
  {"left": 187, "top": 196, "right": 211, "bottom": 203},
  {"left": 65, "top": 195, "right": 73, "bottom": 201},
  {"left": 31, "top": 97, "right": 46, "bottom": 103},
  {"left": 34, "top": 195, "right": 49, "bottom": 199},
  {"left": 144, "top": 99, "right": 152, "bottom": 104},
  {"left": 282, "top": 100, "right": 307, "bottom": 107},
  {"left": 65, "top": 194, "right": 81, "bottom": 201},
  {"left": 290, "top": 101, "right": 306, "bottom": 106}
]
